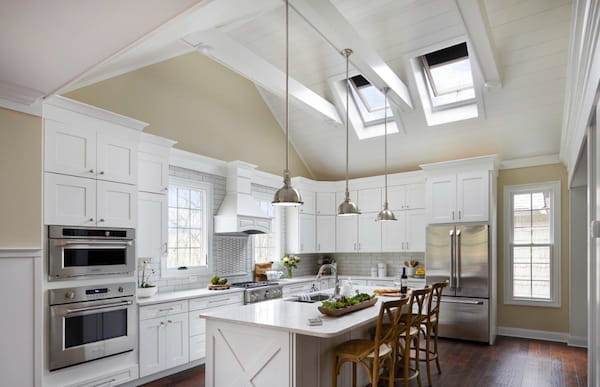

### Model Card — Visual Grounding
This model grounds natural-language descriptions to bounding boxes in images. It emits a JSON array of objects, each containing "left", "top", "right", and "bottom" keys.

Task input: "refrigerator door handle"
[
  {"left": 441, "top": 298, "right": 484, "bottom": 305},
  {"left": 449, "top": 229, "right": 455, "bottom": 288},
  {"left": 456, "top": 229, "right": 462, "bottom": 289}
]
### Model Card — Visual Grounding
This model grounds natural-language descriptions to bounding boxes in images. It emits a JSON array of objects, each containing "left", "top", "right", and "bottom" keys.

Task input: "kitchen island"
[{"left": 200, "top": 286, "right": 403, "bottom": 387}]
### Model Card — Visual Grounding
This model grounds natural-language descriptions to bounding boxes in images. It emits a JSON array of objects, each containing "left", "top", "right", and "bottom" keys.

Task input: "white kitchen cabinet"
[
  {"left": 286, "top": 210, "right": 316, "bottom": 254},
  {"left": 406, "top": 183, "right": 426, "bottom": 209},
  {"left": 299, "top": 190, "right": 315, "bottom": 214},
  {"left": 382, "top": 210, "right": 425, "bottom": 252},
  {"left": 139, "top": 312, "right": 189, "bottom": 377},
  {"left": 96, "top": 134, "right": 138, "bottom": 185},
  {"left": 44, "top": 173, "right": 96, "bottom": 226},
  {"left": 316, "top": 192, "right": 336, "bottom": 215},
  {"left": 405, "top": 210, "right": 426, "bottom": 252},
  {"left": 165, "top": 313, "right": 189, "bottom": 369},
  {"left": 282, "top": 281, "right": 314, "bottom": 297},
  {"left": 358, "top": 188, "right": 382, "bottom": 213},
  {"left": 316, "top": 215, "right": 335, "bottom": 252},
  {"left": 138, "top": 192, "right": 167, "bottom": 260},
  {"left": 426, "top": 172, "right": 489, "bottom": 224},
  {"left": 367, "top": 279, "right": 394, "bottom": 287},
  {"left": 427, "top": 175, "right": 457, "bottom": 223},
  {"left": 358, "top": 213, "right": 381, "bottom": 252},
  {"left": 138, "top": 151, "right": 169, "bottom": 194},
  {"left": 97, "top": 180, "right": 137, "bottom": 228},
  {"left": 456, "top": 171, "right": 489, "bottom": 222},
  {"left": 387, "top": 186, "right": 406, "bottom": 210},
  {"left": 382, "top": 213, "right": 406, "bottom": 252},
  {"left": 336, "top": 215, "right": 358, "bottom": 252},
  {"left": 45, "top": 120, "right": 97, "bottom": 179}
]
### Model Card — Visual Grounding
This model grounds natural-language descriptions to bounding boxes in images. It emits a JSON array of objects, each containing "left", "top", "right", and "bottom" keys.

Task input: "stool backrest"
[
  {"left": 427, "top": 281, "right": 449, "bottom": 323},
  {"left": 405, "top": 288, "right": 431, "bottom": 328},
  {"left": 371, "top": 297, "right": 409, "bottom": 357}
]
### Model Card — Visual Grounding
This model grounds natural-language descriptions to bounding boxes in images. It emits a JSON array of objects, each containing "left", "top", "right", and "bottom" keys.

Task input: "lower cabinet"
[
  {"left": 139, "top": 312, "right": 189, "bottom": 377},
  {"left": 282, "top": 281, "right": 314, "bottom": 297}
]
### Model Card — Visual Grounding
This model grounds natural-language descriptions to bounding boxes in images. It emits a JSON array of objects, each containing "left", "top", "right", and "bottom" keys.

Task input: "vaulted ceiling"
[{"left": 32, "top": 0, "right": 572, "bottom": 180}]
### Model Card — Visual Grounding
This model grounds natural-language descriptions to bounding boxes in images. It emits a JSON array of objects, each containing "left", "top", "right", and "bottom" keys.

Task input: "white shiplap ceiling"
[{"left": 66, "top": 0, "right": 572, "bottom": 180}]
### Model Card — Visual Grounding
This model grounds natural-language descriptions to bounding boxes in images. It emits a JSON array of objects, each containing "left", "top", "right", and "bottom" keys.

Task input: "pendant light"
[
  {"left": 273, "top": 0, "right": 303, "bottom": 207},
  {"left": 376, "top": 88, "right": 397, "bottom": 222},
  {"left": 337, "top": 48, "right": 361, "bottom": 216}
]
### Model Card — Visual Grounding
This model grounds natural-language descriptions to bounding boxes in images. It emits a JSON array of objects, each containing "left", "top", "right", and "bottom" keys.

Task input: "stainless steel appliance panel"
[
  {"left": 437, "top": 297, "right": 489, "bottom": 342},
  {"left": 455, "top": 224, "right": 489, "bottom": 298},
  {"left": 425, "top": 225, "right": 456, "bottom": 295}
]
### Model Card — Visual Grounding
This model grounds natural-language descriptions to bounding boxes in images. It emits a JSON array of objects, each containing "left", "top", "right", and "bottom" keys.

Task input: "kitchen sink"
[{"left": 286, "top": 294, "right": 331, "bottom": 303}]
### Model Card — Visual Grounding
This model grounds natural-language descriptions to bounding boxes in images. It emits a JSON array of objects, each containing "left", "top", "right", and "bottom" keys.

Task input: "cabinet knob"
[
  {"left": 99, "top": 219, "right": 105, "bottom": 222},
  {"left": 163, "top": 187, "right": 168, "bottom": 191},
  {"left": 167, "top": 320, "right": 173, "bottom": 324},
  {"left": 99, "top": 171, "right": 105, "bottom": 175},
  {"left": 89, "top": 169, "right": 94, "bottom": 174},
  {"left": 89, "top": 218, "right": 94, "bottom": 222},
  {"left": 159, "top": 321, "right": 165, "bottom": 326}
]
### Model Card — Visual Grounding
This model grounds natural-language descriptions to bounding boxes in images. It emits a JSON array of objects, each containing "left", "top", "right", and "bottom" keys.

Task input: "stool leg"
[
  {"left": 332, "top": 355, "right": 338, "bottom": 387},
  {"left": 389, "top": 346, "right": 396, "bottom": 387},
  {"left": 415, "top": 332, "right": 422, "bottom": 387},
  {"left": 425, "top": 325, "right": 432, "bottom": 386},
  {"left": 403, "top": 338, "right": 410, "bottom": 387},
  {"left": 433, "top": 324, "right": 441, "bottom": 374},
  {"left": 352, "top": 361, "right": 357, "bottom": 387}
]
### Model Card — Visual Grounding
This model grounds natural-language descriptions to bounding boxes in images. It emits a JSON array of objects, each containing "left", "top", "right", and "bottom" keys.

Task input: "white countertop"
[
  {"left": 279, "top": 275, "right": 426, "bottom": 284},
  {"left": 200, "top": 286, "right": 414, "bottom": 338},
  {"left": 137, "top": 286, "right": 245, "bottom": 306}
]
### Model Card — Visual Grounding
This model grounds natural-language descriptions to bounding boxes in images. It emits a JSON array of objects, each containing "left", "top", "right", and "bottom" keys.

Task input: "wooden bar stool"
[
  {"left": 332, "top": 297, "right": 408, "bottom": 387},
  {"left": 411, "top": 281, "right": 448, "bottom": 386}
]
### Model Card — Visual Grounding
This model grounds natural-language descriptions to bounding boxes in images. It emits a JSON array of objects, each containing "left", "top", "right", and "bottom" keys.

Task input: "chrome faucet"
[{"left": 316, "top": 263, "right": 340, "bottom": 299}]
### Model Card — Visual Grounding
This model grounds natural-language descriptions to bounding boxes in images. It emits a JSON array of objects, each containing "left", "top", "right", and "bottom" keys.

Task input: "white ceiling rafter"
[
  {"left": 182, "top": 29, "right": 342, "bottom": 125},
  {"left": 454, "top": 0, "right": 502, "bottom": 88},
  {"left": 288, "top": 0, "right": 414, "bottom": 112}
]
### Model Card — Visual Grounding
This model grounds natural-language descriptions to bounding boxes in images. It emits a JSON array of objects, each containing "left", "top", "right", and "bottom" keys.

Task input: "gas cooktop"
[{"left": 231, "top": 281, "right": 280, "bottom": 289}]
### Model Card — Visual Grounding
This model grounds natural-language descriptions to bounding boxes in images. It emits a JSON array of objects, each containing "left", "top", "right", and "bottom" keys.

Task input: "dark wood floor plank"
[{"left": 141, "top": 336, "right": 587, "bottom": 387}]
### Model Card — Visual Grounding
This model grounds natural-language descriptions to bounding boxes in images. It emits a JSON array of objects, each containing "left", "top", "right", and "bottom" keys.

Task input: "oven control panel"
[{"left": 49, "top": 282, "right": 136, "bottom": 305}]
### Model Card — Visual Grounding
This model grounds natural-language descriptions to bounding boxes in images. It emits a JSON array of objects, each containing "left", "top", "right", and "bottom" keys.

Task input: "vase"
[
  {"left": 286, "top": 267, "right": 293, "bottom": 278},
  {"left": 137, "top": 286, "right": 158, "bottom": 298},
  {"left": 406, "top": 267, "right": 415, "bottom": 277}
]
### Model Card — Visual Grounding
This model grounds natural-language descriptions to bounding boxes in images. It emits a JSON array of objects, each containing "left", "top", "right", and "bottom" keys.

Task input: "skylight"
[
  {"left": 348, "top": 75, "right": 391, "bottom": 126},
  {"left": 420, "top": 42, "right": 475, "bottom": 110}
]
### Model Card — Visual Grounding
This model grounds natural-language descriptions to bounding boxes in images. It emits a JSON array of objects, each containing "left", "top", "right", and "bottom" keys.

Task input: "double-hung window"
[
  {"left": 165, "top": 178, "right": 213, "bottom": 277},
  {"left": 253, "top": 196, "right": 280, "bottom": 264},
  {"left": 504, "top": 182, "right": 561, "bottom": 307}
]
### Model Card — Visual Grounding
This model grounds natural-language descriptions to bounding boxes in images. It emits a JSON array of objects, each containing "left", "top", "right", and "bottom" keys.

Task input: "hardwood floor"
[{"left": 141, "top": 336, "right": 587, "bottom": 387}]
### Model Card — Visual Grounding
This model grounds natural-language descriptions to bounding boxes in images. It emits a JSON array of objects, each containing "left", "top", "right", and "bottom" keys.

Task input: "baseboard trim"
[
  {"left": 123, "top": 359, "right": 204, "bottom": 386},
  {"left": 567, "top": 335, "right": 588, "bottom": 348},
  {"left": 497, "top": 326, "right": 568, "bottom": 343}
]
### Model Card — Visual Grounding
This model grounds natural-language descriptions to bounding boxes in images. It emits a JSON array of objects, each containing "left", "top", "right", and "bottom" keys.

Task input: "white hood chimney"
[{"left": 214, "top": 161, "right": 273, "bottom": 235}]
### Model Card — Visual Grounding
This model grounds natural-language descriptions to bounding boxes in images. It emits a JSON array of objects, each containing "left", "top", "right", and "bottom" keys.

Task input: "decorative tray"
[
  {"left": 318, "top": 297, "right": 377, "bottom": 317},
  {"left": 208, "top": 284, "right": 231, "bottom": 290}
]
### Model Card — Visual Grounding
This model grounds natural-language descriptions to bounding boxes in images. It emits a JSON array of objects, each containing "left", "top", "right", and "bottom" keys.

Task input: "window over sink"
[{"left": 253, "top": 195, "right": 282, "bottom": 264}]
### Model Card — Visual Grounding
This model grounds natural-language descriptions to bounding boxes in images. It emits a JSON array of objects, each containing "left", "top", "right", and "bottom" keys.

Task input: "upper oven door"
[
  {"left": 49, "top": 297, "right": 136, "bottom": 371},
  {"left": 49, "top": 239, "right": 135, "bottom": 280}
]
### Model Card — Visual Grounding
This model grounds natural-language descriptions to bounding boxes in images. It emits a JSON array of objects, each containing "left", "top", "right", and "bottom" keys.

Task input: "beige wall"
[
  {"left": 497, "top": 163, "right": 570, "bottom": 332},
  {"left": 0, "top": 108, "right": 42, "bottom": 248},
  {"left": 65, "top": 52, "right": 312, "bottom": 179}
]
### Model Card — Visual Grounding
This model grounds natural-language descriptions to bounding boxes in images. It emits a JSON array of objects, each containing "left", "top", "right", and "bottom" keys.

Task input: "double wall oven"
[
  {"left": 49, "top": 283, "right": 136, "bottom": 371},
  {"left": 48, "top": 225, "right": 135, "bottom": 280}
]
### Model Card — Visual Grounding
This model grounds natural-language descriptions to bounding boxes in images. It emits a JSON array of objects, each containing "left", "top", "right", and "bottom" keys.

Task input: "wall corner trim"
[
  {"left": 567, "top": 335, "right": 588, "bottom": 348},
  {"left": 497, "top": 326, "right": 569, "bottom": 343}
]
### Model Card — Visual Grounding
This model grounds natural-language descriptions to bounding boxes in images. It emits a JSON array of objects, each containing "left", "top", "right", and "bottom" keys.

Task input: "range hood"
[{"left": 214, "top": 161, "right": 273, "bottom": 235}]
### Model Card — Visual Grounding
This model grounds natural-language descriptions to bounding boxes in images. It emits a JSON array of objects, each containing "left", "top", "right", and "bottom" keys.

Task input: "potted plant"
[
  {"left": 138, "top": 259, "right": 158, "bottom": 298},
  {"left": 404, "top": 260, "right": 419, "bottom": 277},
  {"left": 281, "top": 254, "right": 301, "bottom": 278}
]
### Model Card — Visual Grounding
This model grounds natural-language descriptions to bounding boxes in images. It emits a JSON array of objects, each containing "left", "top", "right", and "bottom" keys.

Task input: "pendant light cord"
[
  {"left": 384, "top": 88, "right": 388, "bottom": 205},
  {"left": 344, "top": 49, "right": 350, "bottom": 196},
  {"left": 285, "top": 0, "right": 290, "bottom": 174}
]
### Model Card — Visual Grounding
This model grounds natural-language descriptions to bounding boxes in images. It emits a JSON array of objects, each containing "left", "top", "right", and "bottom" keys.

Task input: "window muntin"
[
  {"left": 253, "top": 198, "right": 277, "bottom": 264},
  {"left": 167, "top": 185, "right": 208, "bottom": 269},
  {"left": 504, "top": 182, "right": 560, "bottom": 306}
]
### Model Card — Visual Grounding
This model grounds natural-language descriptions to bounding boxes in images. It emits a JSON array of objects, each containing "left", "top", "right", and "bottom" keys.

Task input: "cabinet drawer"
[
  {"left": 189, "top": 293, "right": 243, "bottom": 311},
  {"left": 139, "top": 300, "right": 188, "bottom": 320},
  {"left": 351, "top": 279, "right": 368, "bottom": 286},
  {"left": 66, "top": 366, "right": 137, "bottom": 387},
  {"left": 283, "top": 282, "right": 313, "bottom": 296},
  {"left": 367, "top": 280, "right": 394, "bottom": 287},
  {"left": 189, "top": 312, "right": 207, "bottom": 337},
  {"left": 190, "top": 334, "right": 206, "bottom": 362}
]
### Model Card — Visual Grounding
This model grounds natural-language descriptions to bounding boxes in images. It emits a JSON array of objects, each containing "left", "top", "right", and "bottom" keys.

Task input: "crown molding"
[
  {"left": 0, "top": 81, "right": 44, "bottom": 116},
  {"left": 499, "top": 154, "right": 561, "bottom": 170}
]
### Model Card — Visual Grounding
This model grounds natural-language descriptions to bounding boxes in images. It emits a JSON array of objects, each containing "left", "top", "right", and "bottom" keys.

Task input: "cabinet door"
[
  {"left": 44, "top": 173, "right": 96, "bottom": 226},
  {"left": 97, "top": 134, "right": 137, "bottom": 185},
  {"left": 357, "top": 188, "right": 382, "bottom": 213},
  {"left": 382, "top": 212, "right": 406, "bottom": 252},
  {"left": 358, "top": 213, "right": 381, "bottom": 252},
  {"left": 165, "top": 313, "right": 189, "bottom": 369},
  {"left": 457, "top": 171, "right": 489, "bottom": 222},
  {"left": 298, "top": 190, "right": 315, "bottom": 214},
  {"left": 316, "top": 192, "right": 336, "bottom": 215},
  {"left": 427, "top": 175, "right": 457, "bottom": 224},
  {"left": 44, "top": 120, "right": 97, "bottom": 178},
  {"left": 298, "top": 214, "right": 316, "bottom": 253},
  {"left": 387, "top": 186, "right": 406, "bottom": 210},
  {"left": 316, "top": 215, "right": 335, "bottom": 252},
  {"left": 139, "top": 317, "right": 164, "bottom": 377},
  {"left": 97, "top": 181, "right": 137, "bottom": 228},
  {"left": 406, "top": 183, "right": 426, "bottom": 209},
  {"left": 138, "top": 193, "right": 167, "bottom": 260},
  {"left": 336, "top": 215, "right": 358, "bottom": 252},
  {"left": 405, "top": 209, "right": 426, "bottom": 252},
  {"left": 138, "top": 151, "right": 169, "bottom": 194}
]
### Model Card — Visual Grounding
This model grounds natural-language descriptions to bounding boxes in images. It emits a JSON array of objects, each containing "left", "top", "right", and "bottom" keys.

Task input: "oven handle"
[
  {"left": 55, "top": 240, "right": 133, "bottom": 247},
  {"left": 65, "top": 300, "right": 133, "bottom": 315}
]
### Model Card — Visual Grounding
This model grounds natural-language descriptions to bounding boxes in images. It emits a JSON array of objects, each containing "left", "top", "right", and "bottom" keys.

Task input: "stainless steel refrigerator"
[{"left": 426, "top": 223, "right": 489, "bottom": 343}]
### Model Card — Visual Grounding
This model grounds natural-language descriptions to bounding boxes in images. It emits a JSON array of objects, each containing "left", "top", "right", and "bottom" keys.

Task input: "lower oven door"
[
  {"left": 50, "top": 297, "right": 136, "bottom": 371},
  {"left": 49, "top": 239, "right": 135, "bottom": 280}
]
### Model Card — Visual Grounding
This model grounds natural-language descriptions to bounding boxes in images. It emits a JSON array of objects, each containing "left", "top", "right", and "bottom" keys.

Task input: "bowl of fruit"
[{"left": 208, "top": 275, "right": 230, "bottom": 290}]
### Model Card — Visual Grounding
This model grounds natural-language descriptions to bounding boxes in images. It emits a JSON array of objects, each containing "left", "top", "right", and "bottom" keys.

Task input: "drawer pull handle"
[
  {"left": 159, "top": 307, "right": 174, "bottom": 312},
  {"left": 168, "top": 320, "right": 173, "bottom": 324},
  {"left": 208, "top": 299, "right": 228, "bottom": 304},
  {"left": 90, "top": 378, "right": 116, "bottom": 387}
]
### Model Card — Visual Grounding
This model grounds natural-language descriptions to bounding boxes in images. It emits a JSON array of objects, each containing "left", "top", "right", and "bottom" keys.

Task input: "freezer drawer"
[{"left": 437, "top": 297, "right": 489, "bottom": 343}]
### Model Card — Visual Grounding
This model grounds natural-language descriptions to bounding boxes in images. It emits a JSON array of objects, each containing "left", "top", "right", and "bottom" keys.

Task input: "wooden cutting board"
[{"left": 254, "top": 262, "right": 272, "bottom": 282}]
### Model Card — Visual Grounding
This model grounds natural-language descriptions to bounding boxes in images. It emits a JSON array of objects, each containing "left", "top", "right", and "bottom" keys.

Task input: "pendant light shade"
[
  {"left": 273, "top": 0, "right": 303, "bottom": 207},
  {"left": 337, "top": 48, "right": 360, "bottom": 216},
  {"left": 376, "top": 88, "right": 397, "bottom": 222}
]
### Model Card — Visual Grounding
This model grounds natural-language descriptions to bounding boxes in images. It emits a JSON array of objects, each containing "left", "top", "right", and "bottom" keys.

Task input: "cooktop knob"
[
  {"left": 118, "top": 286, "right": 124, "bottom": 293},
  {"left": 65, "top": 291, "right": 75, "bottom": 300}
]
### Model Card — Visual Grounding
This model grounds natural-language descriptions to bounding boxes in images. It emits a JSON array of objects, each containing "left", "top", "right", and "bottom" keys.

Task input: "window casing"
[
  {"left": 164, "top": 177, "right": 213, "bottom": 277},
  {"left": 348, "top": 75, "right": 392, "bottom": 127},
  {"left": 503, "top": 182, "right": 561, "bottom": 307},
  {"left": 253, "top": 195, "right": 281, "bottom": 264}
]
